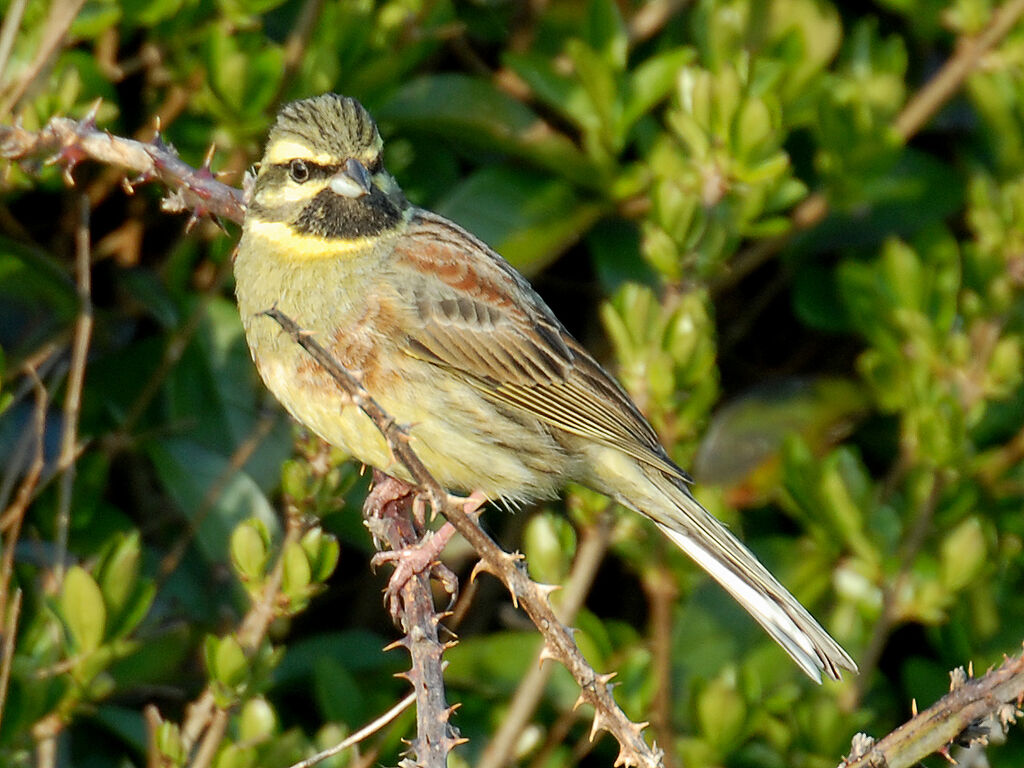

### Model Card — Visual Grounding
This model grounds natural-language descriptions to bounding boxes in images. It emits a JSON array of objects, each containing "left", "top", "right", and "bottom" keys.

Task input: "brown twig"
[
  {"left": 840, "top": 652, "right": 1024, "bottom": 768},
  {"left": 627, "top": 0, "right": 688, "bottom": 44},
  {"left": 0, "top": 369, "right": 46, "bottom": 647},
  {"left": 853, "top": 471, "right": 947, "bottom": 703},
  {"left": 263, "top": 307, "right": 663, "bottom": 768},
  {"left": 478, "top": 513, "right": 613, "bottom": 768},
  {"left": 53, "top": 195, "right": 93, "bottom": 586},
  {"left": 712, "top": 0, "right": 1024, "bottom": 296},
  {"left": 0, "top": 115, "right": 246, "bottom": 224},
  {"left": 643, "top": 563, "right": 678, "bottom": 768},
  {"left": 0, "top": 0, "right": 86, "bottom": 117},
  {"left": 365, "top": 475, "right": 461, "bottom": 768},
  {"left": 179, "top": 519, "right": 303, "bottom": 763},
  {"left": 0, "top": 0, "right": 28, "bottom": 85},
  {"left": 189, "top": 708, "right": 229, "bottom": 768},
  {"left": 286, "top": 692, "right": 415, "bottom": 768},
  {"left": 0, "top": 588, "right": 21, "bottom": 736}
]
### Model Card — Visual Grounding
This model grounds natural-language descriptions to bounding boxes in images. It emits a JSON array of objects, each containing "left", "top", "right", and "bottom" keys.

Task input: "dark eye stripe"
[{"left": 272, "top": 161, "right": 342, "bottom": 180}]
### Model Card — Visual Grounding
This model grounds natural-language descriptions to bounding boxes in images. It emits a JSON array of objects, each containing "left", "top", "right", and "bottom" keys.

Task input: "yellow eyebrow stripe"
[{"left": 264, "top": 140, "right": 338, "bottom": 166}]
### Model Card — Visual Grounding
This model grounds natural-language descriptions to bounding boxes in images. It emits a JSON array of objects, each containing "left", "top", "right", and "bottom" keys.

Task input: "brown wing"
[{"left": 392, "top": 210, "right": 689, "bottom": 482}]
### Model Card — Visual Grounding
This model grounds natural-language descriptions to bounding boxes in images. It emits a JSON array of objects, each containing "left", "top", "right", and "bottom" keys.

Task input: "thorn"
[
  {"left": 589, "top": 712, "right": 611, "bottom": 742},
  {"left": 968, "top": 660, "right": 974, "bottom": 678},
  {"left": 937, "top": 745, "right": 957, "bottom": 764},
  {"left": 121, "top": 176, "right": 135, "bottom": 195},
  {"left": 81, "top": 98, "right": 102, "bottom": 130},
  {"left": 393, "top": 670, "right": 411, "bottom": 683},
  {"left": 469, "top": 560, "right": 499, "bottom": 584},
  {"left": 949, "top": 666, "right": 967, "bottom": 691},
  {"left": 201, "top": 142, "right": 216, "bottom": 173},
  {"left": 534, "top": 582, "right": 562, "bottom": 601},
  {"left": 911, "top": 698, "right": 918, "bottom": 716},
  {"left": 538, "top": 644, "right": 559, "bottom": 666},
  {"left": 629, "top": 720, "right": 649, "bottom": 738},
  {"left": 572, "top": 692, "right": 587, "bottom": 711},
  {"left": 383, "top": 638, "right": 408, "bottom": 653}
]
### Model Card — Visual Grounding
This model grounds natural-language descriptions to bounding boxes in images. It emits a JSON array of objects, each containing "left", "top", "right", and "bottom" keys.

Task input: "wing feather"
[{"left": 392, "top": 210, "right": 689, "bottom": 482}]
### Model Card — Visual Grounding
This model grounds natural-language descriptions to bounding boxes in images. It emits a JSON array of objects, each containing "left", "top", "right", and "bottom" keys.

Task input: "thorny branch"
[
  {"left": 840, "top": 651, "right": 1024, "bottom": 768},
  {"left": 0, "top": 109, "right": 245, "bottom": 226},
  {"left": 264, "top": 308, "right": 663, "bottom": 768},
  {"left": 364, "top": 473, "right": 463, "bottom": 768},
  {"left": 176, "top": 517, "right": 304, "bottom": 768}
]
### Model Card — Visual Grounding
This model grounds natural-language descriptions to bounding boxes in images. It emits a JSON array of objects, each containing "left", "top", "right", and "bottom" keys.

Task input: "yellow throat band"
[{"left": 245, "top": 219, "right": 375, "bottom": 262}]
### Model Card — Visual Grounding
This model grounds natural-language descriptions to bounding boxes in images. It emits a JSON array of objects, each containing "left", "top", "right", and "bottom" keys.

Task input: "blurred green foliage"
[{"left": 2, "top": 0, "right": 1024, "bottom": 766}]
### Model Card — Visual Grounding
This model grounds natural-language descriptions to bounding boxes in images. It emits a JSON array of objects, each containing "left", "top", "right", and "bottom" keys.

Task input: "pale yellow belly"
[{"left": 247, "top": 321, "right": 570, "bottom": 503}]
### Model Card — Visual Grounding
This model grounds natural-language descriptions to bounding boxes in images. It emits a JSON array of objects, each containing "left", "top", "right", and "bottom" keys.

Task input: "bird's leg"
[{"left": 364, "top": 471, "right": 459, "bottom": 618}]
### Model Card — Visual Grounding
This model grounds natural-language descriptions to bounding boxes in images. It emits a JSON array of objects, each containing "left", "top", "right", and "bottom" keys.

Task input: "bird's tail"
[{"left": 632, "top": 469, "right": 857, "bottom": 682}]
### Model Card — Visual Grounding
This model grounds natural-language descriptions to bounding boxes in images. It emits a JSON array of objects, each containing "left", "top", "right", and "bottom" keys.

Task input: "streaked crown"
[{"left": 265, "top": 94, "right": 382, "bottom": 167}]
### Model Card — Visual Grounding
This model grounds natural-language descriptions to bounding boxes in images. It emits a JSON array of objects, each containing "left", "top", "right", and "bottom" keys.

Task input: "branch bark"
[{"left": 841, "top": 652, "right": 1024, "bottom": 768}]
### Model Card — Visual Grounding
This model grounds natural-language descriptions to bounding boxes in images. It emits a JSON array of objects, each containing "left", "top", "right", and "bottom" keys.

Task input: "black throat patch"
[{"left": 291, "top": 185, "right": 404, "bottom": 239}]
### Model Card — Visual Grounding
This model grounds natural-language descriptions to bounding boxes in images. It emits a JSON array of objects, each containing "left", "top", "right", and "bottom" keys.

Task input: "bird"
[{"left": 233, "top": 93, "right": 857, "bottom": 683}]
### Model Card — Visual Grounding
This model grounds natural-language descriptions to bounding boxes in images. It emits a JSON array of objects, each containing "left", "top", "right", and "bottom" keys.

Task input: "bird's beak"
[{"left": 329, "top": 158, "right": 373, "bottom": 199}]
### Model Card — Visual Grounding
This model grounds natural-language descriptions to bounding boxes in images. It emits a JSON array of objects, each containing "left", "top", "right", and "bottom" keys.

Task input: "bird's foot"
[{"left": 372, "top": 523, "right": 458, "bottom": 619}]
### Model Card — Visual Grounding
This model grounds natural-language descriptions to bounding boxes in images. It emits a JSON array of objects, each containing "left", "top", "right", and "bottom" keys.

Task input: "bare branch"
[
  {"left": 286, "top": 693, "right": 415, "bottom": 768},
  {"left": 53, "top": 195, "right": 93, "bottom": 586},
  {"left": 365, "top": 474, "right": 462, "bottom": 768},
  {"left": 840, "top": 652, "right": 1024, "bottom": 768},
  {"left": 478, "top": 514, "right": 613, "bottom": 768},
  {"left": 0, "top": 116, "right": 245, "bottom": 225}
]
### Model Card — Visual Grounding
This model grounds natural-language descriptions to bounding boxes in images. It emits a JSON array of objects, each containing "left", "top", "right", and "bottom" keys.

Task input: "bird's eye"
[
  {"left": 289, "top": 159, "right": 310, "bottom": 183},
  {"left": 365, "top": 155, "right": 383, "bottom": 174}
]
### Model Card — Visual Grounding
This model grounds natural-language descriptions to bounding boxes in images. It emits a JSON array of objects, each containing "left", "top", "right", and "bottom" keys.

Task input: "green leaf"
[
  {"left": 435, "top": 166, "right": 606, "bottom": 276},
  {"left": 300, "top": 527, "right": 340, "bottom": 584},
  {"left": 231, "top": 519, "right": 272, "bottom": 582},
  {"left": 523, "top": 512, "right": 575, "bottom": 585},
  {"left": 61, "top": 566, "right": 107, "bottom": 653},
  {"left": 584, "top": 0, "right": 628, "bottom": 70},
  {"left": 146, "top": 437, "right": 281, "bottom": 563},
  {"left": 205, "top": 634, "right": 248, "bottom": 688},
  {"left": 313, "top": 656, "right": 364, "bottom": 725},
  {"left": 281, "top": 540, "right": 312, "bottom": 598},
  {"left": 97, "top": 532, "right": 142, "bottom": 619},
  {"left": 695, "top": 672, "right": 747, "bottom": 749},
  {"left": 204, "top": 27, "right": 283, "bottom": 118},
  {"left": 376, "top": 74, "right": 600, "bottom": 187},
  {"left": 566, "top": 39, "right": 619, "bottom": 155},
  {"left": 239, "top": 697, "right": 277, "bottom": 742},
  {"left": 69, "top": 0, "right": 121, "bottom": 38},
  {"left": 120, "top": 0, "right": 184, "bottom": 27},
  {"left": 622, "top": 48, "right": 696, "bottom": 135},
  {"left": 502, "top": 51, "right": 583, "bottom": 126},
  {"left": 0, "top": 237, "right": 77, "bottom": 357}
]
